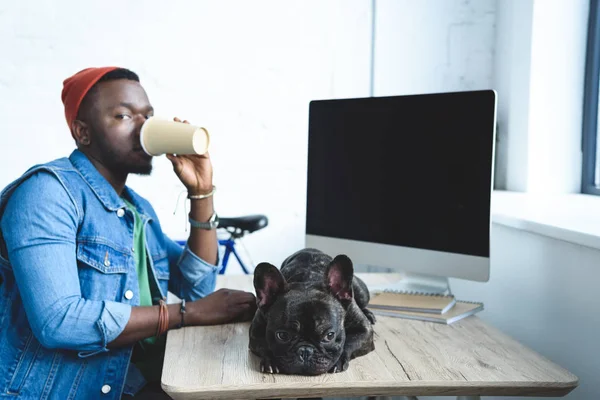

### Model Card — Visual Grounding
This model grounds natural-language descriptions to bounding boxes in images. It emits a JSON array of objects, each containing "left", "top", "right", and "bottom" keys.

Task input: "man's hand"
[
  {"left": 165, "top": 117, "right": 213, "bottom": 195},
  {"left": 109, "top": 289, "right": 257, "bottom": 348},
  {"left": 167, "top": 117, "right": 218, "bottom": 265},
  {"left": 187, "top": 288, "right": 257, "bottom": 326}
]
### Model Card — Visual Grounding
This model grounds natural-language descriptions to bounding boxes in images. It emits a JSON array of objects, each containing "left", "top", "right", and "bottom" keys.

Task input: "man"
[{"left": 0, "top": 67, "right": 257, "bottom": 399}]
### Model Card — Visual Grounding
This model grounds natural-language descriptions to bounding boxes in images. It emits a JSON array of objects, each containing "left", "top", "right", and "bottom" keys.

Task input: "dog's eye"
[
  {"left": 322, "top": 331, "right": 335, "bottom": 342},
  {"left": 275, "top": 331, "right": 290, "bottom": 342}
]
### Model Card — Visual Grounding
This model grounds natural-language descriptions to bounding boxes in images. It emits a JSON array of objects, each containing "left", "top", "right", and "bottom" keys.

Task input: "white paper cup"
[{"left": 140, "top": 117, "right": 210, "bottom": 156}]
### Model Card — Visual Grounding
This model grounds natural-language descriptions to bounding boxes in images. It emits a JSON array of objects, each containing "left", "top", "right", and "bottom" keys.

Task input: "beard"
[
  {"left": 123, "top": 157, "right": 153, "bottom": 175},
  {"left": 95, "top": 134, "right": 153, "bottom": 176}
]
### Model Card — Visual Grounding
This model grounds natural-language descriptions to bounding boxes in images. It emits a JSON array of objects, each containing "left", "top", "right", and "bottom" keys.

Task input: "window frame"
[{"left": 582, "top": 0, "right": 600, "bottom": 195}]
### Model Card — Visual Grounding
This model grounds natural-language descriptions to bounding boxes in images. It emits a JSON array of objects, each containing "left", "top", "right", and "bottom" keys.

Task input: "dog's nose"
[{"left": 297, "top": 346, "right": 314, "bottom": 361}]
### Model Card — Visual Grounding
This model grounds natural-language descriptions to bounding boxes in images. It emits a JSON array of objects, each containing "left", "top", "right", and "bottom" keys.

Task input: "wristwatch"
[{"left": 189, "top": 212, "right": 219, "bottom": 230}]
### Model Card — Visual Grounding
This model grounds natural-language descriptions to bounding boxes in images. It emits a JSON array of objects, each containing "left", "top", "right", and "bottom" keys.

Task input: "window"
[{"left": 583, "top": 0, "right": 600, "bottom": 195}]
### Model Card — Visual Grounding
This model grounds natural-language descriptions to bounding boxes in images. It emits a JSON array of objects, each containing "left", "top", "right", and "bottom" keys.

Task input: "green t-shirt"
[
  {"left": 123, "top": 199, "right": 165, "bottom": 383},
  {"left": 124, "top": 199, "right": 153, "bottom": 310}
]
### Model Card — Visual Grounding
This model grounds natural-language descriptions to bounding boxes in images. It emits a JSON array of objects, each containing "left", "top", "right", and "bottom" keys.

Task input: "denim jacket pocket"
[
  {"left": 151, "top": 253, "right": 170, "bottom": 280},
  {"left": 5, "top": 331, "right": 42, "bottom": 395},
  {"left": 76, "top": 239, "right": 132, "bottom": 301}
]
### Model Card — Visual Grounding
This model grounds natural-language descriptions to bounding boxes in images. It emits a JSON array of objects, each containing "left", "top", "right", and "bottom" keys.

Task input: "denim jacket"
[{"left": 0, "top": 149, "right": 219, "bottom": 399}]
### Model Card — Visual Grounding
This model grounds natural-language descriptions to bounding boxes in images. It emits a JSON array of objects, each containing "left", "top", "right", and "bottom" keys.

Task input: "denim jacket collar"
[{"left": 69, "top": 149, "right": 146, "bottom": 216}]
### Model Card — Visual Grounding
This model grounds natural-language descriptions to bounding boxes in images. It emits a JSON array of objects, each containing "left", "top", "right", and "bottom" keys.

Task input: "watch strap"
[{"left": 189, "top": 212, "right": 218, "bottom": 230}]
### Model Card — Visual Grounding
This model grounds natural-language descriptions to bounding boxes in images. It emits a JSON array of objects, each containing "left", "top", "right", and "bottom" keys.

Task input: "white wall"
[
  {"left": 527, "top": 0, "right": 589, "bottom": 194},
  {"left": 491, "top": 0, "right": 534, "bottom": 190},
  {"left": 373, "top": 0, "right": 496, "bottom": 96},
  {"left": 0, "top": 0, "right": 372, "bottom": 272},
  {"left": 494, "top": 0, "right": 589, "bottom": 194}
]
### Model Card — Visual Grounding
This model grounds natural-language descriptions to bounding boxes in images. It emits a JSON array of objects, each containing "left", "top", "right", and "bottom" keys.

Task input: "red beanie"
[{"left": 61, "top": 66, "right": 120, "bottom": 129}]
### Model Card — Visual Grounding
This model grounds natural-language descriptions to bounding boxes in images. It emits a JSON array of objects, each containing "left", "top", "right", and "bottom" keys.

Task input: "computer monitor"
[{"left": 305, "top": 90, "right": 497, "bottom": 293}]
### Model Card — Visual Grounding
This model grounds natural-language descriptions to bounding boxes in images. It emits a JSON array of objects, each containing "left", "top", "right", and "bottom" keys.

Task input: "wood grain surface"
[{"left": 161, "top": 274, "right": 578, "bottom": 399}]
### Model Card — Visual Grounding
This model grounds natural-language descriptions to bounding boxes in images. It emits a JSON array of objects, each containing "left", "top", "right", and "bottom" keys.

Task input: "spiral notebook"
[
  {"left": 371, "top": 300, "right": 484, "bottom": 325},
  {"left": 368, "top": 291, "right": 457, "bottom": 314}
]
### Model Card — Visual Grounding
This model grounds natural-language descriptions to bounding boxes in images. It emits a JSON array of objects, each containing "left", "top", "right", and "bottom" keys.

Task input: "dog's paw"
[
  {"left": 328, "top": 354, "right": 349, "bottom": 373},
  {"left": 260, "top": 357, "right": 280, "bottom": 374},
  {"left": 362, "top": 308, "right": 376, "bottom": 324}
]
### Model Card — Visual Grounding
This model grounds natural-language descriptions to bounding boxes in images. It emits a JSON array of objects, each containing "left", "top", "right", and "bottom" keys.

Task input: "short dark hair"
[{"left": 77, "top": 68, "right": 140, "bottom": 121}]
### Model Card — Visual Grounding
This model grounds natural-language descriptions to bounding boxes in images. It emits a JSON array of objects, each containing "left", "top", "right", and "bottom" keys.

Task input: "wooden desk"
[{"left": 161, "top": 273, "right": 578, "bottom": 399}]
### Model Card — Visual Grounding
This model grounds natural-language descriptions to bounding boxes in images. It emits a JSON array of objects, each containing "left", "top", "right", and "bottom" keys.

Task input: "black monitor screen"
[{"left": 306, "top": 90, "right": 496, "bottom": 258}]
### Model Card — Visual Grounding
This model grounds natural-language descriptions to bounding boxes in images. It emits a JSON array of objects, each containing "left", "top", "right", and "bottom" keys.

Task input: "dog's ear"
[
  {"left": 254, "top": 262, "right": 288, "bottom": 309},
  {"left": 325, "top": 255, "right": 354, "bottom": 302}
]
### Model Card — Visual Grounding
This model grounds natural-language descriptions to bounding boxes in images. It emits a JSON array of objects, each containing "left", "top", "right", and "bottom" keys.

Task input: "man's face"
[{"left": 83, "top": 79, "right": 155, "bottom": 175}]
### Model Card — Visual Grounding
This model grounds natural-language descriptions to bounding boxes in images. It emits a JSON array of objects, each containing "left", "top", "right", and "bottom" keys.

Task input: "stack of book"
[{"left": 367, "top": 291, "right": 483, "bottom": 325}]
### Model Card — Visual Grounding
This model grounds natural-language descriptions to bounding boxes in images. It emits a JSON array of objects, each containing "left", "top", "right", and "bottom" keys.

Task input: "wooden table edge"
[{"left": 161, "top": 378, "right": 579, "bottom": 398}]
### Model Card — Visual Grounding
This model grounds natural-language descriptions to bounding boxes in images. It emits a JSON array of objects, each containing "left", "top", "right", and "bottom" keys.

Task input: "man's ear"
[
  {"left": 253, "top": 262, "right": 287, "bottom": 310},
  {"left": 325, "top": 255, "right": 354, "bottom": 302},
  {"left": 71, "top": 119, "right": 90, "bottom": 146}
]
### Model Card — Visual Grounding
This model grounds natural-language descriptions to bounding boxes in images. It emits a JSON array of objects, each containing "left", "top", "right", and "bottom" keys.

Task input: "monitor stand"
[{"left": 367, "top": 271, "right": 452, "bottom": 295}]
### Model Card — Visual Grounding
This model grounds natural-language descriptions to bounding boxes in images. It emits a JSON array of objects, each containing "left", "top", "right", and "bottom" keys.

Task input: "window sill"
[{"left": 491, "top": 190, "right": 600, "bottom": 250}]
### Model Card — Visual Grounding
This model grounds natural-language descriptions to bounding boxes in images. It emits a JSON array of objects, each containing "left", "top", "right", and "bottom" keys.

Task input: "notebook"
[
  {"left": 368, "top": 291, "right": 457, "bottom": 314},
  {"left": 371, "top": 300, "right": 483, "bottom": 325}
]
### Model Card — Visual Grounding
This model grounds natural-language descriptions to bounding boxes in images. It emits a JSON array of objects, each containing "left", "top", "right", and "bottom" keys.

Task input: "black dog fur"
[{"left": 248, "top": 248, "right": 376, "bottom": 375}]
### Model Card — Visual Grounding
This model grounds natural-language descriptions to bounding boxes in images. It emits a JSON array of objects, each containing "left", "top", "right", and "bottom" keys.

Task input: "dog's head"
[{"left": 252, "top": 255, "right": 354, "bottom": 375}]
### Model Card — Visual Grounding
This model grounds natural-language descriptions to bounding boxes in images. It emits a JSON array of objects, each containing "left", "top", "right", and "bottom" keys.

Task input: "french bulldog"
[{"left": 248, "top": 248, "right": 376, "bottom": 375}]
